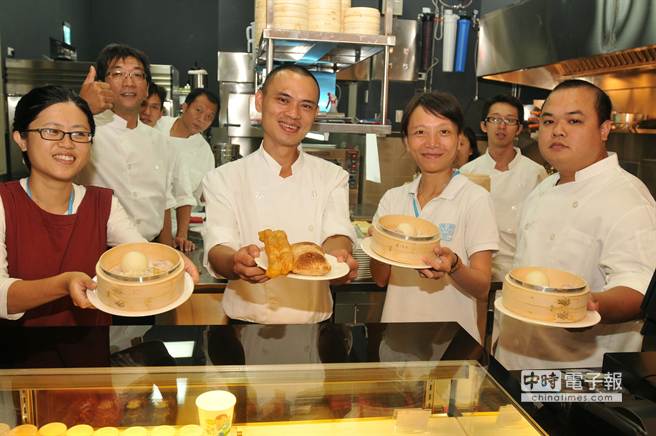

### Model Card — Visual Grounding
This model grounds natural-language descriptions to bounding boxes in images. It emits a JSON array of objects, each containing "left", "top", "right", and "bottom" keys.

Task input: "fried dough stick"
[{"left": 258, "top": 229, "right": 293, "bottom": 278}]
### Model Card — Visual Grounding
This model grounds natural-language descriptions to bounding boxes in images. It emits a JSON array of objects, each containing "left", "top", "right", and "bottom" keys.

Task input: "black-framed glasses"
[
  {"left": 485, "top": 116, "right": 520, "bottom": 126},
  {"left": 23, "top": 128, "right": 93, "bottom": 143},
  {"left": 106, "top": 69, "right": 147, "bottom": 82}
]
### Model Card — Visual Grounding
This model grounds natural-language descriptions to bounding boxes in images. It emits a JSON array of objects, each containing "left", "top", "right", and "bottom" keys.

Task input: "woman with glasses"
[
  {"left": 370, "top": 92, "right": 499, "bottom": 343},
  {"left": 0, "top": 85, "right": 178, "bottom": 325}
]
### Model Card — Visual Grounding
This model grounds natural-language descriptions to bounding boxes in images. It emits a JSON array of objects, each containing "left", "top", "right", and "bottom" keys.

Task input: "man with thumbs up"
[{"left": 78, "top": 43, "right": 194, "bottom": 245}]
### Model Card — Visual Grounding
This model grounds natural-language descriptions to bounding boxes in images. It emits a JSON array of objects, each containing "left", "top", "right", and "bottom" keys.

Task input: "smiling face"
[
  {"left": 255, "top": 70, "right": 319, "bottom": 150},
  {"left": 538, "top": 87, "right": 611, "bottom": 177},
  {"left": 180, "top": 94, "right": 218, "bottom": 136},
  {"left": 404, "top": 106, "right": 460, "bottom": 175},
  {"left": 105, "top": 56, "right": 148, "bottom": 117},
  {"left": 480, "top": 102, "right": 522, "bottom": 150},
  {"left": 13, "top": 102, "right": 92, "bottom": 182},
  {"left": 140, "top": 93, "right": 163, "bottom": 127}
]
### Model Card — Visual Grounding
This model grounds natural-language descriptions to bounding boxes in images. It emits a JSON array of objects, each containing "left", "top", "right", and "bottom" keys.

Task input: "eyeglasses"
[
  {"left": 485, "top": 116, "right": 520, "bottom": 126},
  {"left": 23, "top": 128, "right": 93, "bottom": 143},
  {"left": 106, "top": 69, "right": 147, "bottom": 82}
]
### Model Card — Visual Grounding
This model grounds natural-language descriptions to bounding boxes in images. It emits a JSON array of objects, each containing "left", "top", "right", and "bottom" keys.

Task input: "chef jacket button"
[
  {"left": 311, "top": 190, "right": 318, "bottom": 199},
  {"left": 549, "top": 233, "right": 555, "bottom": 240},
  {"left": 572, "top": 201, "right": 578, "bottom": 208},
  {"left": 255, "top": 192, "right": 263, "bottom": 200},
  {"left": 308, "top": 225, "right": 314, "bottom": 231},
  {"left": 511, "top": 205, "right": 517, "bottom": 211},
  {"left": 155, "top": 165, "right": 160, "bottom": 170}
]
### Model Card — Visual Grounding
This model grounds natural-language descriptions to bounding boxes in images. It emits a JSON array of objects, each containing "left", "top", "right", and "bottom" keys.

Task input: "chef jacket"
[
  {"left": 460, "top": 148, "right": 546, "bottom": 281},
  {"left": 202, "top": 146, "right": 356, "bottom": 324},
  {"left": 0, "top": 179, "right": 145, "bottom": 320},
  {"left": 374, "top": 173, "right": 499, "bottom": 343},
  {"left": 495, "top": 153, "right": 656, "bottom": 369},
  {"left": 156, "top": 116, "right": 215, "bottom": 205},
  {"left": 77, "top": 111, "right": 194, "bottom": 241}
]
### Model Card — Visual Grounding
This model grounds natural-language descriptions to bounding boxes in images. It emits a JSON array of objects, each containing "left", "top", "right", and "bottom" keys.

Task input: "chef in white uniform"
[
  {"left": 460, "top": 95, "right": 547, "bottom": 282},
  {"left": 78, "top": 43, "right": 194, "bottom": 243},
  {"left": 154, "top": 88, "right": 218, "bottom": 252},
  {"left": 495, "top": 79, "right": 656, "bottom": 369},
  {"left": 203, "top": 64, "right": 358, "bottom": 324},
  {"left": 370, "top": 92, "right": 499, "bottom": 343}
]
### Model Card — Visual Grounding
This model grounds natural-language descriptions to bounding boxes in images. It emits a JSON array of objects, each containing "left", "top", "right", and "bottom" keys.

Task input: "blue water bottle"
[{"left": 454, "top": 16, "right": 471, "bottom": 73}]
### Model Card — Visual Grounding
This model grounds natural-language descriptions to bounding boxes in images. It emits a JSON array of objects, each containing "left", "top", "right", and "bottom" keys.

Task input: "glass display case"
[{"left": 0, "top": 360, "right": 544, "bottom": 435}]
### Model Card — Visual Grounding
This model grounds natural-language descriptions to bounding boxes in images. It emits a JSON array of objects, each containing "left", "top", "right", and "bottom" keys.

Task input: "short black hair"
[
  {"left": 548, "top": 79, "right": 612, "bottom": 125},
  {"left": 96, "top": 43, "right": 152, "bottom": 85},
  {"left": 147, "top": 83, "right": 167, "bottom": 109},
  {"left": 260, "top": 64, "right": 320, "bottom": 103},
  {"left": 13, "top": 85, "right": 95, "bottom": 171},
  {"left": 400, "top": 91, "right": 464, "bottom": 137},
  {"left": 462, "top": 126, "right": 480, "bottom": 161},
  {"left": 184, "top": 88, "right": 220, "bottom": 110},
  {"left": 481, "top": 94, "right": 524, "bottom": 124}
]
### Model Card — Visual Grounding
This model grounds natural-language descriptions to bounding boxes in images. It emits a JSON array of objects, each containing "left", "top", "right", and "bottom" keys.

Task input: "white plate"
[
  {"left": 87, "top": 272, "right": 194, "bottom": 317},
  {"left": 255, "top": 253, "right": 349, "bottom": 281},
  {"left": 360, "top": 237, "right": 430, "bottom": 269},
  {"left": 494, "top": 298, "right": 601, "bottom": 329}
]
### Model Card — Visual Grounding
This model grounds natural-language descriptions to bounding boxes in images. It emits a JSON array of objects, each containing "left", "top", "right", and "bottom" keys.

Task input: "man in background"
[{"left": 495, "top": 80, "right": 656, "bottom": 369}]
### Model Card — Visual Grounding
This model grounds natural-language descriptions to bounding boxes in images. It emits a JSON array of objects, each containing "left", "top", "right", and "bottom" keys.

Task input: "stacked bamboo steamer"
[
  {"left": 273, "top": 0, "right": 309, "bottom": 31},
  {"left": 343, "top": 7, "right": 381, "bottom": 35},
  {"left": 254, "top": 0, "right": 266, "bottom": 48},
  {"left": 341, "top": 0, "right": 351, "bottom": 31},
  {"left": 308, "top": 0, "right": 341, "bottom": 32}
]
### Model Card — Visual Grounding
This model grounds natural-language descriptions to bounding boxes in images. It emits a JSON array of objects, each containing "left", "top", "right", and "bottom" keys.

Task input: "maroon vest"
[{"left": 0, "top": 181, "right": 113, "bottom": 325}]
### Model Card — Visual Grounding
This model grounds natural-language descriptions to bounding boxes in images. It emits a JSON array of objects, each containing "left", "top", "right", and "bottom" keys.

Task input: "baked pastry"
[
  {"left": 258, "top": 229, "right": 293, "bottom": 278},
  {"left": 291, "top": 242, "right": 331, "bottom": 276}
]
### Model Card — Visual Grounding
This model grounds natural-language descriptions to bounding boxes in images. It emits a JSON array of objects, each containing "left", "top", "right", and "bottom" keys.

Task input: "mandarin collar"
[{"left": 257, "top": 144, "right": 304, "bottom": 176}]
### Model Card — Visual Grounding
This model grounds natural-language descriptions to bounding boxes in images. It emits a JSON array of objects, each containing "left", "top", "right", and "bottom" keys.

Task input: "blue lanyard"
[
  {"left": 411, "top": 170, "right": 460, "bottom": 218},
  {"left": 25, "top": 177, "right": 74, "bottom": 215}
]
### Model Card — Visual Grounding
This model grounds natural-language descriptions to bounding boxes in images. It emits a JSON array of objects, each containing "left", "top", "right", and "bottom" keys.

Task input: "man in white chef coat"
[
  {"left": 460, "top": 95, "right": 547, "bottom": 282},
  {"left": 495, "top": 79, "right": 656, "bottom": 369},
  {"left": 139, "top": 82, "right": 166, "bottom": 127},
  {"left": 154, "top": 88, "right": 219, "bottom": 253},
  {"left": 203, "top": 64, "right": 358, "bottom": 324},
  {"left": 77, "top": 43, "right": 194, "bottom": 244}
]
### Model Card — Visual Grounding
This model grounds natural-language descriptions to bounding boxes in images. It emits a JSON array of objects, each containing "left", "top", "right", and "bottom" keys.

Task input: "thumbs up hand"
[{"left": 79, "top": 66, "right": 114, "bottom": 114}]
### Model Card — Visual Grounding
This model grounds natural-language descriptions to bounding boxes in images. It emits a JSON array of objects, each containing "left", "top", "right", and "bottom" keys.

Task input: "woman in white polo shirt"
[{"left": 370, "top": 92, "right": 499, "bottom": 343}]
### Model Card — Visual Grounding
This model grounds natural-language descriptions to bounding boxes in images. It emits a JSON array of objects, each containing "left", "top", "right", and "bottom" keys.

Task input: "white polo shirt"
[
  {"left": 495, "top": 153, "right": 656, "bottom": 369},
  {"left": 77, "top": 111, "right": 193, "bottom": 241},
  {"left": 460, "top": 148, "right": 547, "bottom": 281},
  {"left": 156, "top": 116, "right": 215, "bottom": 205},
  {"left": 202, "top": 146, "right": 356, "bottom": 324},
  {"left": 374, "top": 174, "right": 499, "bottom": 343}
]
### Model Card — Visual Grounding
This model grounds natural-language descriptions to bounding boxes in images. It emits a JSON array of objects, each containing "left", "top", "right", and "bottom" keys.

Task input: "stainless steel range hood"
[{"left": 477, "top": 0, "right": 656, "bottom": 114}]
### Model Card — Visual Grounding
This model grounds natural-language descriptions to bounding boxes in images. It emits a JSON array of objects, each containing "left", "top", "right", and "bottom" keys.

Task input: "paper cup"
[{"left": 195, "top": 390, "right": 236, "bottom": 436}]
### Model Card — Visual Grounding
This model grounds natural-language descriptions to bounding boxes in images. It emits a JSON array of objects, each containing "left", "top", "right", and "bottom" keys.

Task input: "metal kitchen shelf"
[
  {"left": 310, "top": 121, "right": 391, "bottom": 135},
  {"left": 257, "top": 28, "right": 395, "bottom": 70},
  {"left": 257, "top": 1, "right": 396, "bottom": 136}
]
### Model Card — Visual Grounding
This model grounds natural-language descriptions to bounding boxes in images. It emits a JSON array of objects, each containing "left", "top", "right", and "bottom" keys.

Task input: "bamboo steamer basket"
[
  {"left": 462, "top": 173, "right": 491, "bottom": 191},
  {"left": 95, "top": 242, "right": 185, "bottom": 312},
  {"left": 502, "top": 266, "right": 590, "bottom": 322},
  {"left": 371, "top": 215, "right": 440, "bottom": 265}
]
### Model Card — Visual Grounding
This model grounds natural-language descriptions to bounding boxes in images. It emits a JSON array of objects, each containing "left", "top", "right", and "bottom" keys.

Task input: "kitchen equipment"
[
  {"left": 188, "top": 67, "right": 208, "bottom": 89},
  {"left": 612, "top": 112, "right": 644, "bottom": 132},
  {"left": 212, "top": 142, "right": 241, "bottom": 166},
  {"left": 370, "top": 215, "right": 440, "bottom": 265},
  {"left": 216, "top": 52, "right": 260, "bottom": 157},
  {"left": 303, "top": 146, "right": 360, "bottom": 211}
]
